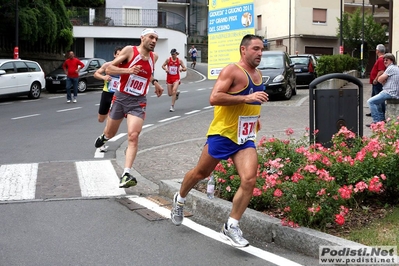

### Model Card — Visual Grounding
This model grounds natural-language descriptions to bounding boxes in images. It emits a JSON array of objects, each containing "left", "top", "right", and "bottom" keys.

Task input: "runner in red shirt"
[
  {"left": 94, "top": 28, "right": 164, "bottom": 189},
  {"left": 62, "top": 50, "right": 85, "bottom": 103},
  {"left": 162, "top": 49, "right": 187, "bottom": 112}
]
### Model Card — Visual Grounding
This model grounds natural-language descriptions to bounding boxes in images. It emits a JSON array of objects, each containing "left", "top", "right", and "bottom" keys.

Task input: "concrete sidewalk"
[{"left": 116, "top": 71, "right": 377, "bottom": 259}]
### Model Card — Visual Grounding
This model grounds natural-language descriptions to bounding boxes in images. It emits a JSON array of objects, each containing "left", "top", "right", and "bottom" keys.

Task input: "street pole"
[
  {"left": 361, "top": 0, "right": 364, "bottom": 77},
  {"left": 14, "top": 0, "right": 19, "bottom": 59},
  {"left": 340, "top": 0, "right": 343, "bottom": 54},
  {"left": 288, "top": 0, "right": 291, "bottom": 54}
]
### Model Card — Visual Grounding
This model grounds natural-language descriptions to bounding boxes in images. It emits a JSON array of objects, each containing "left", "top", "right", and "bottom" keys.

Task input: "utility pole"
[
  {"left": 340, "top": 0, "right": 343, "bottom": 54},
  {"left": 14, "top": 0, "right": 19, "bottom": 59},
  {"left": 361, "top": 0, "right": 364, "bottom": 77}
]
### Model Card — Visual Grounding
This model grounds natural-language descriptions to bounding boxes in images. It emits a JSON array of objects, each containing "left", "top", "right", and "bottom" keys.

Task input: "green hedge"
[{"left": 316, "top": 55, "right": 359, "bottom": 76}]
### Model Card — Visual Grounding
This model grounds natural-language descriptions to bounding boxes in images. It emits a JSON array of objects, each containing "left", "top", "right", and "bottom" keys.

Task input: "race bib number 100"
[
  {"left": 237, "top": 116, "right": 258, "bottom": 145},
  {"left": 124, "top": 74, "right": 148, "bottom": 96}
]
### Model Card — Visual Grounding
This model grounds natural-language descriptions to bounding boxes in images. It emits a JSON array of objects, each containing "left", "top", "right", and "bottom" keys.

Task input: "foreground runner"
[
  {"left": 94, "top": 28, "right": 164, "bottom": 188},
  {"left": 171, "top": 34, "right": 268, "bottom": 247}
]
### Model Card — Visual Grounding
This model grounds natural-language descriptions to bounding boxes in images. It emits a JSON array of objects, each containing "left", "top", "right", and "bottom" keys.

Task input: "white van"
[{"left": 0, "top": 59, "right": 46, "bottom": 99}]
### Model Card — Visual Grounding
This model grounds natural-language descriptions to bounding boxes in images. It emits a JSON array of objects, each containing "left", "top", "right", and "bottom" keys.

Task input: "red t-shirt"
[
  {"left": 63, "top": 58, "right": 85, "bottom": 78},
  {"left": 369, "top": 56, "right": 386, "bottom": 83}
]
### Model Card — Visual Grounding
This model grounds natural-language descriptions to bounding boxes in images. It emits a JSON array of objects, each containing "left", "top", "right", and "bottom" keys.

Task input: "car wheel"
[
  {"left": 28, "top": 82, "right": 41, "bottom": 99},
  {"left": 78, "top": 80, "right": 87, "bottom": 93},
  {"left": 283, "top": 83, "right": 293, "bottom": 100}
]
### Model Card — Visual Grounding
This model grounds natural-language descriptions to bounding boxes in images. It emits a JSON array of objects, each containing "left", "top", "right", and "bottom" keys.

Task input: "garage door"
[
  {"left": 305, "top": 47, "right": 334, "bottom": 55},
  {"left": 95, "top": 38, "right": 141, "bottom": 61}
]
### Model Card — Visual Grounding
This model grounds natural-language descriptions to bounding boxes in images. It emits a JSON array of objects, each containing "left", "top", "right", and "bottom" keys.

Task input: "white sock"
[
  {"left": 177, "top": 194, "right": 186, "bottom": 203},
  {"left": 123, "top": 168, "right": 130, "bottom": 175},
  {"left": 227, "top": 217, "right": 239, "bottom": 228}
]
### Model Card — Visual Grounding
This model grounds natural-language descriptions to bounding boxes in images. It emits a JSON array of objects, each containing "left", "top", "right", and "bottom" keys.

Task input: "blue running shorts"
[{"left": 206, "top": 135, "right": 256, "bottom": 160}]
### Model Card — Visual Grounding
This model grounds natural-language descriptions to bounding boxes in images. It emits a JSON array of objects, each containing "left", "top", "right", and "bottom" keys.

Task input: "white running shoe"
[
  {"left": 73, "top": 98, "right": 77, "bottom": 103},
  {"left": 67, "top": 100, "right": 71, "bottom": 103},
  {"left": 99, "top": 145, "right": 108, "bottom": 152},
  {"left": 169, "top": 106, "right": 175, "bottom": 112}
]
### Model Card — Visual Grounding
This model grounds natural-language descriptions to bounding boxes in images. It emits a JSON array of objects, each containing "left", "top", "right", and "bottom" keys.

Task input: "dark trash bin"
[{"left": 309, "top": 73, "right": 363, "bottom": 147}]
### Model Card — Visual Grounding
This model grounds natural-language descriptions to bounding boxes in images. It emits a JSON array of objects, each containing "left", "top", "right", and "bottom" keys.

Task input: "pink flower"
[
  {"left": 285, "top": 128, "right": 294, "bottom": 136},
  {"left": 354, "top": 181, "right": 368, "bottom": 193},
  {"left": 317, "top": 188, "right": 326, "bottom": 196},
  {"left": 283, "top": 206, "right": 291, "bottom": 212},
  {"left": 253, "top": 187, "right": 262, "bottom": 197},
  {"left": 335, "top": 214, "right": 345, "bottom": 225},
  {"left": 226, "top": 186, "right": 231, "bottom": 192},
  {"left": 308, "top": 205, "right": 321, "bottom": 214},
  {"left": 338, "top": 185, "right": 352, "bottom": 199},
  {"left": 339, "top": 205, "right": 349, "bottom": 216},
  {"left": 368, "top": 176, "right": 383, "bottom": 193},
  {"left": 273, "top": 188, "right": 283, "bottom": 197}
]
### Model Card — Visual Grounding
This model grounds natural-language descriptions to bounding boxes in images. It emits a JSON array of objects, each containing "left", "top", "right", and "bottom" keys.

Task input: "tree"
[
  {"left": 0, "top": 0, "right": 73, "bottom": 52},
  {"left": 65, "top": 0, "right": 104, "bottom": 7},
  {"left": 337, "top": 8, "right": 388, "bottom": 71}
]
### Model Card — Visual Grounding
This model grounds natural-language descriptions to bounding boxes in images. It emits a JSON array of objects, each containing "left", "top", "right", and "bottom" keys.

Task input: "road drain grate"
[
  {"left": 135, "top": 209, "right": 166, "bottom": 221},
  {"left": 116, "top": 197, "right": 145, "bottom": 211}
]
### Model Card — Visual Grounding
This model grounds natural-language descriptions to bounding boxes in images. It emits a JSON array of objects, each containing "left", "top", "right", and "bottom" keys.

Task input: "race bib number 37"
[{"left": 237, "top": 116, "right": 258, "bottom": 145}]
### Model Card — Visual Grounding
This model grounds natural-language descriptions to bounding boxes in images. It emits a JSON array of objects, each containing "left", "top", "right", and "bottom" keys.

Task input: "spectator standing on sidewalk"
[
  {"left": 170, "top": 34, "right": 269, "bottom": 247},
  {"left": 94, "top": 28, "right": 164, "bottom": 188},
  {"left": 162, "top": 49, "right": 187, "bottom": 112},
  {"left": 366, "top": 44, "right": 386, "bottom": 117},
  {"left": 188, "top": 45, "right": 197, "bottom": 69},
  {"left": 367, "top": 53, "right": 399, "bottom": 126},
  {"left": 63, "top": 50, "right": 85, "bottom": 103}
]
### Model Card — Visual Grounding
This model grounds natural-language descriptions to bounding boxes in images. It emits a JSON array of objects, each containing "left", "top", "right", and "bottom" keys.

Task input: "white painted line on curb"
[
  {"left": 11, "top": 114, "right": 40, "bottom": 120},
  {"left": 75, "top": 160, "right": 125, "bottom": 197},
  {"left": 128, "top": 197, "right": 303, "bottom": 266},
  {"left": 0, "top": 163, "right": 38, "bottom": 201},
  {"left": 158, "top": 116, "right": 180, "bottom": 123},
  {"left": 203, "top": 106, "right": 214, "bottom": 109}
]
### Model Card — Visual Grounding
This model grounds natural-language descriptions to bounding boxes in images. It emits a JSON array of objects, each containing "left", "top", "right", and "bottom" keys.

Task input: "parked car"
[
  {"left": 0, "top": 59, "right": 45, "bottom": 99},
  {"left": 45, "top": 58, "right": 106, "bottom": 93},
  {"left": 289, "top": 54, "right": 318, "bottom": 86},
  {"left": 258, "top": 51, "right": 296, "bottom": 100}
]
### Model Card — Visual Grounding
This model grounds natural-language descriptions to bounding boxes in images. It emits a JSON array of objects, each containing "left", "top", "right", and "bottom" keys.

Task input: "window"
[
  {"left": 15, "top": 61, "right": 28, "bottom": 73},
  {"left": 257, "top": 15, "right": 262, "bottom": 30},
  {"left": 313, "top": 8, "right": 327, "bottom": 24},
  {"left": 0, "top": 62, "right": 15, "bottom": 74},
  {"left": 276, "top": 39, "right": 283, "bottom": 46},
  {"left": 26, "top": 62, "right": 41, "bottom": 72}
]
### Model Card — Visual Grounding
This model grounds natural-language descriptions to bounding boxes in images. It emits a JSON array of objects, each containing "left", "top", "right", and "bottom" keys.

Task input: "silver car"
[{"left": 0, "top": 59, "right": 45, "bottom": 99}]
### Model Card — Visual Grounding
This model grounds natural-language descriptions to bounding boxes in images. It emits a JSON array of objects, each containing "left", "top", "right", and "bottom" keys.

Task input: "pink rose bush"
[{"left": 213, "top": 120, "right": 399, "bottom": 229}]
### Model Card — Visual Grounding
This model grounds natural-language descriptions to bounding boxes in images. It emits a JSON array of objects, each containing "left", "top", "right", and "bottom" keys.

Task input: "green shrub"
[
  {"left": 316, "top": 54, "right": 359, "bottom": 76},
  {"left": 214, "top": 120, "right": 399, "bottom": 229}
]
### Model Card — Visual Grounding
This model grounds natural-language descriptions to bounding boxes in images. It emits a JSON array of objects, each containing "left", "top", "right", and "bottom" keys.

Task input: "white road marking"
[
  {"left": 21, "top": 99, "right": 40, "bottom": 103},
  {"left": 203, "top": 106, "right": 214, "bottom": 109},
  {"left": 94, "top": 148, "right": 105, "bottom": 158},
  {"left": 158, "top": 116, "right": 180, "bottom": 122},
  {"left": 56, "top": 107, "right": 82, "bottom": 112},
  {"left": 11, "top": 114, "right": 40, "bottom": 120},
  {"left": 75, "top": 160, "right": 125, "bottom": 197},
  {"left": 0, "top": 164, "right": 38, "bottom": 201},
  {"left": 0, "top": 102, "right": 13, "bottom": 105},
  {"left": 128, "top": 197, "right": 303, "bottom": 266},
  {"left": 185, "top": 110, "right": 201, "bottom": 115},
  {"left": 197, "top": 88, "right": 207, "bottom": 91},
  {"left": 108, "top": 133, "right": 127, "bottom": 142},
  {"left": 142, "top": 124, "right": 154, "bottom": 129},
  {"left": 49, "top": 96, "right": 65, "bottom": 99}
]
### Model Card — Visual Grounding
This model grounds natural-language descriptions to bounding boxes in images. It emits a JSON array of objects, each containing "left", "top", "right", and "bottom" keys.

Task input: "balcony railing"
[{"left": 67, "top": 8, "right": 186, "bottom": 34}]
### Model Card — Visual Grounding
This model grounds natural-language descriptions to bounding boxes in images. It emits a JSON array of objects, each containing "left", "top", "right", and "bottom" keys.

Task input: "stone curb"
[{"left": 158, "top": 179, "right": 367, "bottom": 259}]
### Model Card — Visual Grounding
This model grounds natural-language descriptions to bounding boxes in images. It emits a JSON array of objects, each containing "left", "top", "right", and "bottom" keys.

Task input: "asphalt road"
[{"left": 0, "top": 65, "right": 320, "bottom": 265}]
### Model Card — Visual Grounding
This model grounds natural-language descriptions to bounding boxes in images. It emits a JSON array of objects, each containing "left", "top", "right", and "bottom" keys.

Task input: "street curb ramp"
[{"left": 159, "top": 179, "right": 367, "bottom": 259}]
